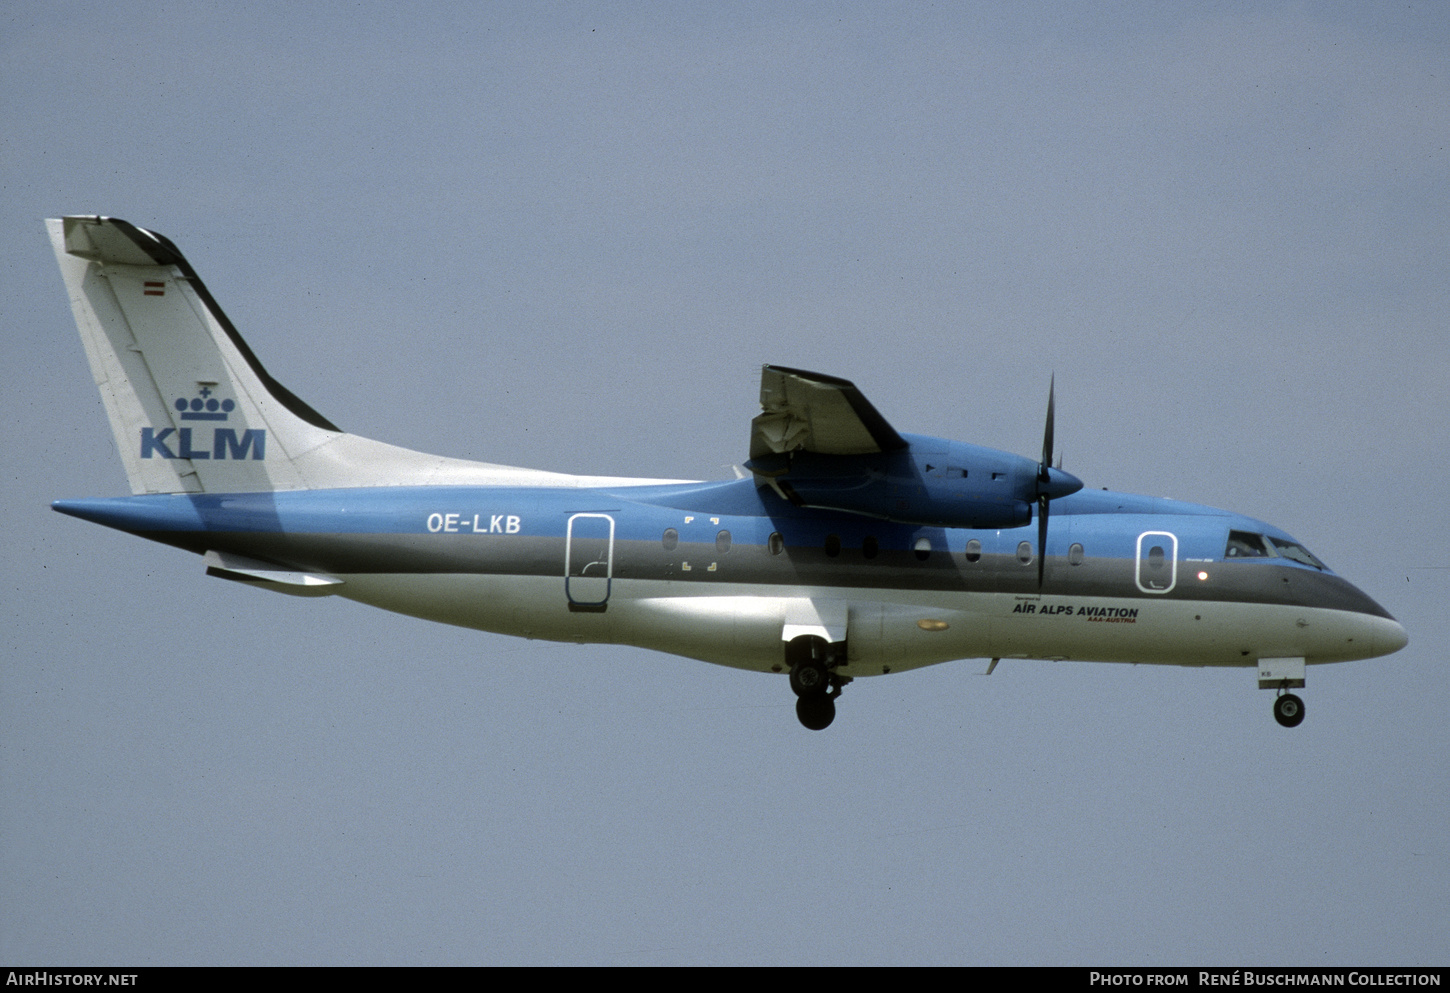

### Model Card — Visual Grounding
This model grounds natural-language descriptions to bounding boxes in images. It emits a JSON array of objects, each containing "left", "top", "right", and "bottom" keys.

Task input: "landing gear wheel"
[
  {"left": 1273, "top": 693, "right": 1305, "bottom": 728},
  {"left": 796, "top": 694, "right": 836, "bottom": 730},
  {"left": 790, "top": 660, "right": 829, "bottom": 698}
]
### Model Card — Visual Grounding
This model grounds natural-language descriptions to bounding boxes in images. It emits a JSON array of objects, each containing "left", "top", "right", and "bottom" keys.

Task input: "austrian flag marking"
[{"left": 143, "top": 281, "right": 165, "bottom": 296}]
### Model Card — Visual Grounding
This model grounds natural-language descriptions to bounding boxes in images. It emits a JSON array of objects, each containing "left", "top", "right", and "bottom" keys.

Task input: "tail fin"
[
  {"left": 49, "top": 216, "right": 346, "bottom": 493},
  {"left": 48, "top": 216, "right": 559, "bottom": 494}
]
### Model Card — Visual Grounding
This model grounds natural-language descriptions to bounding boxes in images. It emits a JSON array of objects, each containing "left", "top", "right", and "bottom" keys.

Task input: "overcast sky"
[{"left": 3, "top": 0, "right": 1447, "bottom": 965}]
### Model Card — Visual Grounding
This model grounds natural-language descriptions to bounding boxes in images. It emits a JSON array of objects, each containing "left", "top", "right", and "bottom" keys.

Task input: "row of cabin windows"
[
  {"left": 660, "top": 527, "right": 1087, "bottom": 566},
  {"left": 661, "top": 528, "right": 731, "bottom": 554},
  {"left": 660, "top": 528, "right": 1323, "bottom": 570}
]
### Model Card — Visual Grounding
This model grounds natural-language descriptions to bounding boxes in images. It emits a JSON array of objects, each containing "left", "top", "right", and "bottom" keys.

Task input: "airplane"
[{"left": 46, "top": 215, "right": 1408, "bottom": 730}]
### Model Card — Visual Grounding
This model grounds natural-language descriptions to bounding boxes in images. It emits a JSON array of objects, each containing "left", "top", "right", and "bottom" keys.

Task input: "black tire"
[
  {"left": 796, "top": 695, "right": 835, "bottom": 730},
  {"left": 1273, "top": 693, "right": 1305, "bottom": 728},
  {"left": 789, "top": 660, "right": 829, "bottom": 698}
]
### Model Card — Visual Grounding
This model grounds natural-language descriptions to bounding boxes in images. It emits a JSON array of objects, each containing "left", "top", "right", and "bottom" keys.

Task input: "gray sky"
[{"left": 3, "top": 0, "right": 1447, "bottom": 965}]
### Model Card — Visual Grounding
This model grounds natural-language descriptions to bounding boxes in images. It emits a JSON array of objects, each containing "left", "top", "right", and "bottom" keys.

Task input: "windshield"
[
  {"left": 1224, "top": 530, "right": 1326, "bottom": 569},
  {"left": 1267, "top": 536, "right": 1326, "bottom": 570}
]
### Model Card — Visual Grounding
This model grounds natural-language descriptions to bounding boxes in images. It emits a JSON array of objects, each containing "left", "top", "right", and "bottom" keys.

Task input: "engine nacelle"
[{"left": 747, "top": 433, "right": 1080, "bottom": 530}]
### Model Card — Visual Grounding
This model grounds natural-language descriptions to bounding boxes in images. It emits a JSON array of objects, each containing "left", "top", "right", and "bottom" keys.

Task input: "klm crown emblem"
[{"left": 174, "top": 387, "right": 235, "bottom": 421}]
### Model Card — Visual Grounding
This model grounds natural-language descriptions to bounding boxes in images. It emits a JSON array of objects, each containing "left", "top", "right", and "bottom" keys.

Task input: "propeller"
[{"left": 1035, "top": 375, "right": 1083, "bottom": 589}]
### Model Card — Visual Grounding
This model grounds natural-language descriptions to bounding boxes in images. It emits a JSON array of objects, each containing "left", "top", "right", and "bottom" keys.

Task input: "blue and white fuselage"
[
  {"left": 54, "top": 476, "right": 1402, "bottom": 677},
  {"left": 46, "top": 216, "right": 1406, "bottom": 729}
]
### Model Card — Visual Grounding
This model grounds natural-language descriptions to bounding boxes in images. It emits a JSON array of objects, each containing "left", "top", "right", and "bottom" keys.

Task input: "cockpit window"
[
  {"left": 1224, "top": 530, "right": 1326, "bottom": 570},
  {"left": 1224, "top": 530, "right": 1272, "bottom": 558},
  {"left": 1267, "top": 537, "right": 1325, "bottom": 570}
]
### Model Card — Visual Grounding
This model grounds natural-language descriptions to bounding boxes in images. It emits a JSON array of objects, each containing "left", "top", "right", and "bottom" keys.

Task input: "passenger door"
[
  {"left": 565, "top": 513, "right": 615, "bottom": 612},
  {"left": 1135, "top": 531, "right": 1178, "bottom": 593}
]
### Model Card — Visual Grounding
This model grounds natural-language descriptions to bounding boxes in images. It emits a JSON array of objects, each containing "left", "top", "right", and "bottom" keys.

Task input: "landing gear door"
[
  {"left": 566, "top": 513, "right": 614, "bottom": 611},
  {"left": 1135, "top": 531, "right": 1178, "bottom": 594}
]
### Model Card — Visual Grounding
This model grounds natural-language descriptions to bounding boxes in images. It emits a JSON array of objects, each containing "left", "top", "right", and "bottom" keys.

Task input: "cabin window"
[
  {"left": 768, "top": 531, "right": 785, "bottom": 555},
  {"left": 1016, "top": 541, "right": 1034, "bottom": 565},
  {"left": 914, "top": 537, "right": 931, "bottom": 561},
  {"left": 1068, "top": 542, "right": 1084, "bottom": 566},
  {"left": 862, "top": 535, "right": 879, "bottom": 559},
  {"left": 824, "top": 534, "right": 841, "bottom": 558},
  {"left": 662, "top": 528, "right": 679, "bottom": 551},
  {"left": 964, "top": 538, "right": 982, "bottom": 563},
  {"left": 717, "top": 530, "right": 732, "bottom": 554}
]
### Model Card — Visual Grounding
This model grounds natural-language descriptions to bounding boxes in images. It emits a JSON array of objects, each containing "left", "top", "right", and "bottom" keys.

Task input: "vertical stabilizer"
[
  {"left": 48, "top": 216, "right": 337, "bottom": 493},
  {"left": 50, "top": 216, "right": 671, "bottom": 494}
]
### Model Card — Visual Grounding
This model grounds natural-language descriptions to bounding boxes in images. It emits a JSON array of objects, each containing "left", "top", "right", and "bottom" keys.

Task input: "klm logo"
[
  {"left": 176, "top": 387, "right": 233, "bottom": 421},
  {"left": 141, "top": 389, "right": 265, "bottom": 460}
]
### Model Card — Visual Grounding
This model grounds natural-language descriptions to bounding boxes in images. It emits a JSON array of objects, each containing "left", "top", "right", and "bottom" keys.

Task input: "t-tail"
[{"left": 48, "top": 216, "right": 578, "bottom": 494}]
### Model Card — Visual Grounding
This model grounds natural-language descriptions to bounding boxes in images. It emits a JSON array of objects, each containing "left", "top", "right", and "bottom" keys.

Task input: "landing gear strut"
[{"left": 786, "top": 635, "right": 850, "bottom": 730}]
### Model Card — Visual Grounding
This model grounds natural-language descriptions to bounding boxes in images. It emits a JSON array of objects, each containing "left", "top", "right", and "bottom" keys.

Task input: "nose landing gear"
[
  {"left": 1259, "top": 658, "right": 1307, "bottom": 728},
  {"left": 1273, "top": 691, "right": 1305, "bottom": 728}
]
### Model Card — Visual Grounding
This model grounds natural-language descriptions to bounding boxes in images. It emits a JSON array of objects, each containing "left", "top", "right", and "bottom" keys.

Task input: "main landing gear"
[
  {"left": 1273, "top": 691, "right": 1305, "bottom": 728},
  {"left": 787, "top": 636, "right": 851, "bottom": 730}
]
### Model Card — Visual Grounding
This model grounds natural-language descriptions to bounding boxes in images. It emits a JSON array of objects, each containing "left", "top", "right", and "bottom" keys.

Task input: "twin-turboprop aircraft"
[{"left": 48, "top": 216, "right": 1407, "bottom": 730}]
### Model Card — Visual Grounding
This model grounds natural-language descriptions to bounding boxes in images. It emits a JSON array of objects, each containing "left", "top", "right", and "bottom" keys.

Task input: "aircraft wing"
[{"left": 748, "top": 365, "right": 908, "bottom": 461}]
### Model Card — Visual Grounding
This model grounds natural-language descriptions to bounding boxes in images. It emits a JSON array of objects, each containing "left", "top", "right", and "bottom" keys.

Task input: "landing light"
[
  {"left": 1198, "top": 571, "right": 1209, "bottom": 581},
  {"left": 917, "top": 619, "right": 949, "bottom": 632}
]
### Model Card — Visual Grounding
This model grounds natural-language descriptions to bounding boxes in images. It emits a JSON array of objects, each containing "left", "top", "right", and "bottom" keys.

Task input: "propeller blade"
[
  {"left": 1040, "top": 374, "right": 1055, "bottom": 481},
  {"left": 1037, "top": 375, "right": 1055, "bottom": 589},
  {"left": 1037, "top": 495, "right": 1049, "bottom": 590}
]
